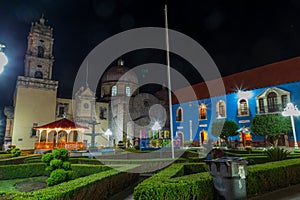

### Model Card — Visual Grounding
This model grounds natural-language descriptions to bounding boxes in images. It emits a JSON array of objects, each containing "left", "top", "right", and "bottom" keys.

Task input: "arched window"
[
  {"left": 34, "top": 71, "right": 43, "bottom": 79},
  {"left": 176, "top": 107, "right": 183, "bottom": 122},
  {"left": 111, "top": 86, "right": 117, "bottom": 96},
  {"left": 238, "top": 99, "right": 249, "bottom": 116},
  {"left": 267, "top": 92, "right": 278, "bottom": 112},
  {"left": 199, "top": 104, "right": 207, "bottom": 120},
  {"left": 216, "top": 100, "right": 226, "bottom": 118},
  {"left": 126, "top": 86, "right": 131, "bottom": 97},
  {"left": 37, "top": 46, "right": 44, "bottom": 58}
]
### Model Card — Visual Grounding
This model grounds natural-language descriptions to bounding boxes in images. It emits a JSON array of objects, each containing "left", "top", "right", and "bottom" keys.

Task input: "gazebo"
[{"left": 34, "top": 118, "right": 88, "bottom": 151}]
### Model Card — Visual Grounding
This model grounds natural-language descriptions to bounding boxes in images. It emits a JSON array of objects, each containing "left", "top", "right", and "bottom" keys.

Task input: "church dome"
[{"left": 101, "top": 59, "right": 138, "bottom": 84}]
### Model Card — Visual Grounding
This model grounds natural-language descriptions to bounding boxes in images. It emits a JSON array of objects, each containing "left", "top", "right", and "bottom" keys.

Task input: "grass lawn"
[{"left": 0, "top": 176, "right": 47, "bottom": 192}]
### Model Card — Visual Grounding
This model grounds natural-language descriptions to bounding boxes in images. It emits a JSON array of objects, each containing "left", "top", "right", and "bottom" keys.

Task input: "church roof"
[
  {"left": 34, "top": 118, "right": 88, "bottom": 131},
  {"left": 101, "top": 59, "right": 138, "bottom": 84},
  {"left": 173, "top": 56, "right": 300, "bottom": 104}
]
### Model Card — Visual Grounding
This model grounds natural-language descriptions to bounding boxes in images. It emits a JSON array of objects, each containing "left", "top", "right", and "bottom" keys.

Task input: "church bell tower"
[
  {"left": 24, "top": 16, "right": 54, "bottom": 79},
  {"left": 11, "top": 16, "right": 58, "bottom": 149}
]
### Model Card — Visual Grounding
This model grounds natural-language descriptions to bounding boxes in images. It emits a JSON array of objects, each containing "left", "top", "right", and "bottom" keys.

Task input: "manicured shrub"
[
  {"left": 52, "top": 148, "right": 69, "bottom": 161},
  {"left": 47, "top": 169, "right": 72, "bottom": 186},
  {"left": 41, "top": 148, "right": 73, "bottom": 186},
  {"left": 11, "top": 148, "right": 21, "bottom": 157}
]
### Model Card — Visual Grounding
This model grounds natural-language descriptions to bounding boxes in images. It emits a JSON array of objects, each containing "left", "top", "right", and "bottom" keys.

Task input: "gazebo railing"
[{"left": 35, "top": 142, "right": 85, "bottom": 151}]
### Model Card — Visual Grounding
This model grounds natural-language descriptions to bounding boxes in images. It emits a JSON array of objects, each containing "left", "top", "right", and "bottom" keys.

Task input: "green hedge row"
[
  {"left": 69, "top": 158, "right": 102, "bottom": 165},
  {"left": 1, "top": 166, "right": 139, "bottom": 200},
  {"left": 246, "top": 158, "right": 300, "bottom": 197},
  {"left": 134, "top": 158, "right": 300, "bottom": 199},
  {"left": 0, "top": 163, "right": 111, "bottom": 180},
  {"left": 0, "top": 155, "right": 41, "bottom": 165},
  {"left": 71, "top": 164, "right": 111, "bottom": 179},
  {"left": 134, "top": 163, "right": 214, "bottom": 200},
  {"left": 0, "top": 163, "right": 48, "bottom": 180}
]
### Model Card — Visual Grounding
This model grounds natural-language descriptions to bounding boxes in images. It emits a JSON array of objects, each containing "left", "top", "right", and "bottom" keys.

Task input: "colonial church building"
[{"left": 3, "top": 17, "right": 166, "bottom": 151}]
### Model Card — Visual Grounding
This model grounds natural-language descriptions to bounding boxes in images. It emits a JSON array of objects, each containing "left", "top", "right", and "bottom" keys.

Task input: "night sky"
[{"left": 1, "top": 0, "right": 300, "bottom": 109}]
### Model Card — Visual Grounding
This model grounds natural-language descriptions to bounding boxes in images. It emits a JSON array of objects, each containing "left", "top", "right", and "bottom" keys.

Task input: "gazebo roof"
[{"left": 35, "top": 118, "right": 88, "bottom": 131}]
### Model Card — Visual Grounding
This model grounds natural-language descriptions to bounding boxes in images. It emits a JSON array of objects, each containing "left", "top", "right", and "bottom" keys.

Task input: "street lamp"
[
  {"left": 105, "top": 129, "right": 112, "bottom": 147},
  {"left": 282, "top": 102, "right": 300, "bottom": 149},
  {"left": 0, "top": 43, "right": 8, "bottom": 74}
]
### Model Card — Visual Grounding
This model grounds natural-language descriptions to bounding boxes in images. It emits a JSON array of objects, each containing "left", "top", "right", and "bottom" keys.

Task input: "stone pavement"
[{"left": 249, "top": 184, "right": 300, "bottom": 200}]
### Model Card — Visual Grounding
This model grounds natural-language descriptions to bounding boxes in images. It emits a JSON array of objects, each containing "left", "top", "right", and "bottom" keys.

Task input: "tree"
[
  {"left": 41, "top": 148, "right": 73, "bottom": 186},
  {"left": 211, "top": 120, "right": 239, "bottom": 145},
  {"left": 251, "top": 114, "right": 292, "bottom": 147}
]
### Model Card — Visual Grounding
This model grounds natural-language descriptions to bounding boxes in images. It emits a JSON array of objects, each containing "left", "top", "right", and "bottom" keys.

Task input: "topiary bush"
[
  {"left": 41, "top": 148, "right": 73, "bottom": 186},
  {"left": 47, "top": 169, "right": 73, "bottom": 186},
  {"left": 11, "top": 148, "right": 21, "bottom": 157}
]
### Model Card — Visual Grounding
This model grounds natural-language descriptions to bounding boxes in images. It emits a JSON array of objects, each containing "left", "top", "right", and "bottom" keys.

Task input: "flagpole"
[{"left": 164, "top": 5, "right": 175, "bottom": 159}]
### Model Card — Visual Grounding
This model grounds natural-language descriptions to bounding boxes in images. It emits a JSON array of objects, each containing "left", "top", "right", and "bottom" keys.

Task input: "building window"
[
  {"left": 112, "top": 86, "right": 117, "bottom": 96},
  {"left": 99, "top": 107, "right": 107, "bottom": 120},
  {"left": 56, "top": 103, "right": 69, "bottom": 117},
  {"left": 31, "top": 123, "right": 38, "bottom": 137},
  {"left": 176, "top": 107, "right": 183, "bottom": 122},
  {"left": 216, "top": 100, "right": 226, "bottom": 118},
  {"left": 256, "top": 87, "right": 290, "bottom": 114},
  {"left": 238, "top": 99, "right": 249, "bottom": 116},
  {"left": 37, "top": 46, "right": 44, "bottom": 58},
  {"left": 126, "top": 86, "right": 131, "bottom": 97},
  {"left": 199, "top": 104, "right": 207, "bottom": 120},
  {"left": 267, "top": 92, "right": 278, "bottom": 112},
  {"left": 37, "top": 65, "right": 42, "bottom": 68},
  {"left": 281, "top": 95, "right": 288, "bottom": 108},
  {"left": 258, "top": 98, "right": 265, "bottom": 113},
  {"left": 34, "top": 71, "right": 43, "bottom": 79}
]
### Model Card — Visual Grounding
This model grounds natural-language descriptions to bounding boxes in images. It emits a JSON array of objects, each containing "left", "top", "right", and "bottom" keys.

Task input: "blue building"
[{"left": 172, "top": 57, "right": 300, "bottom": 147}]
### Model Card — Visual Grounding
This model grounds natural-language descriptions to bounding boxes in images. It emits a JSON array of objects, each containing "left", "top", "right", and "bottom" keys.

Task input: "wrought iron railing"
[
  {"left": 257, "top": 103, "right": 285, "bottom": 114},
  {"left": 34, "top": 142, "right": 85, "bottom": 150}
]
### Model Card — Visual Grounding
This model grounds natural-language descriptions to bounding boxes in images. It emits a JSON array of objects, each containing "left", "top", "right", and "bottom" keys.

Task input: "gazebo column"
[
  {"left": 46, "top": 130, "right": 50, "bottom": 143},
  {"left": 66, "top": 130, "right": 71, "bottom": 143},
  {"left": 38, "top": 130, "right": 42, "bottom": 142}
]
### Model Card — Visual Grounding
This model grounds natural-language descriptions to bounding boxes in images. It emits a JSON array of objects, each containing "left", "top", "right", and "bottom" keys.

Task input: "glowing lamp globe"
[{"left": 0, "top": 51, "right": 8, "bottom": 74}]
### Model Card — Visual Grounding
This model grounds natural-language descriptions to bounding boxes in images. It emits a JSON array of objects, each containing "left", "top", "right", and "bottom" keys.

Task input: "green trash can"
[{"left": 206, "top": 157, "right": 248, "bottom": 200}]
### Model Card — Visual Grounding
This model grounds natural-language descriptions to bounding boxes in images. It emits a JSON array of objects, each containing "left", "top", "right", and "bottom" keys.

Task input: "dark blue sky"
[{"left": 1, "top": 0, "right": 300, "bottom": 108}]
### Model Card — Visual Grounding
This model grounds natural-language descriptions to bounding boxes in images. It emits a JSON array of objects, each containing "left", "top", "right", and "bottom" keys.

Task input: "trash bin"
[{"left": 206, "top": 157, "right": 248, "bottom": 200}]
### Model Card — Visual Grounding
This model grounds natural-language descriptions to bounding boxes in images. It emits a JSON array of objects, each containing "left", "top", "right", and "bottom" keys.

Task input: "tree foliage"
[
  {"left": 41, "top": 148, "right": 73, "bottom": 186},
  {"left": 251, "top": 114, "right": 292, "bottom": 147},
  {"left": 211, "top": 120, "right": 238, "bottom": 144}
]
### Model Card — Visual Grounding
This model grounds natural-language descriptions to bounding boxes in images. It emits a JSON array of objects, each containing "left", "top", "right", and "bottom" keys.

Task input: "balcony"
[{"left": 257, "top": 103, "right": 285, "bottom": 114}]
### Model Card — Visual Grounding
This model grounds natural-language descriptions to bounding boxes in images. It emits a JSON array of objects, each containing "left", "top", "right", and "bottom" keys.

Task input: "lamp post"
[
  {"left": 0, "top": 43, "right": 8, "bottom": 74},
  {"left": 282, "top": 103, "right": 300, "bottom": 149},
  {"left": 105, "top": 129, "right": 112, "bottom": 147}
]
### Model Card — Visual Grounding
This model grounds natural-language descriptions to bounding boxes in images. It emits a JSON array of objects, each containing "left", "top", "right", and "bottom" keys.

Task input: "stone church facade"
[{"left": 3, "top": 17, "right": 167, "bottom": 151}]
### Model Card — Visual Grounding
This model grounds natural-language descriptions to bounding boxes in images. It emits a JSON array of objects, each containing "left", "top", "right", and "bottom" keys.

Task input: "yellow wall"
[{"left": 12, "top": 87, "right": 57, "bottom": 149}]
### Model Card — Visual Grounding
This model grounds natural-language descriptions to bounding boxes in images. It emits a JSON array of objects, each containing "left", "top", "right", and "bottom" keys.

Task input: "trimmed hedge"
[
  {"left": 246, "top": 158, "right": 300, "bottom": 197},
  {"left": 134, "top": 158, "right": 300, "bottom": 199},
  {"left": 0, "top": 155, "right": 41, "bottom": 165},
  {"left": 134, "top": 163, "right": 214, "bottom": 200},
  {"left": 69, "top": 157, "right": 102, "bottom": 165},
  {"left": 71, "top": 164, "right": 111, "bottom": 179},
  {"left": 0, "top": 163, "right": 111, "bottom": 180},
  {"left": 1, "top": 167, "right": 139, "bottom": 200}
]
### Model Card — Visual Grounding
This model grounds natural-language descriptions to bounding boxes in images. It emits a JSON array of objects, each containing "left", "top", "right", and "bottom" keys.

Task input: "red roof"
[
  {"left": 173, "top": 57, "right": 300, "bottom": 104},
  {"left": 35, "top": 118, "right": 88, "bottom": 130}
]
